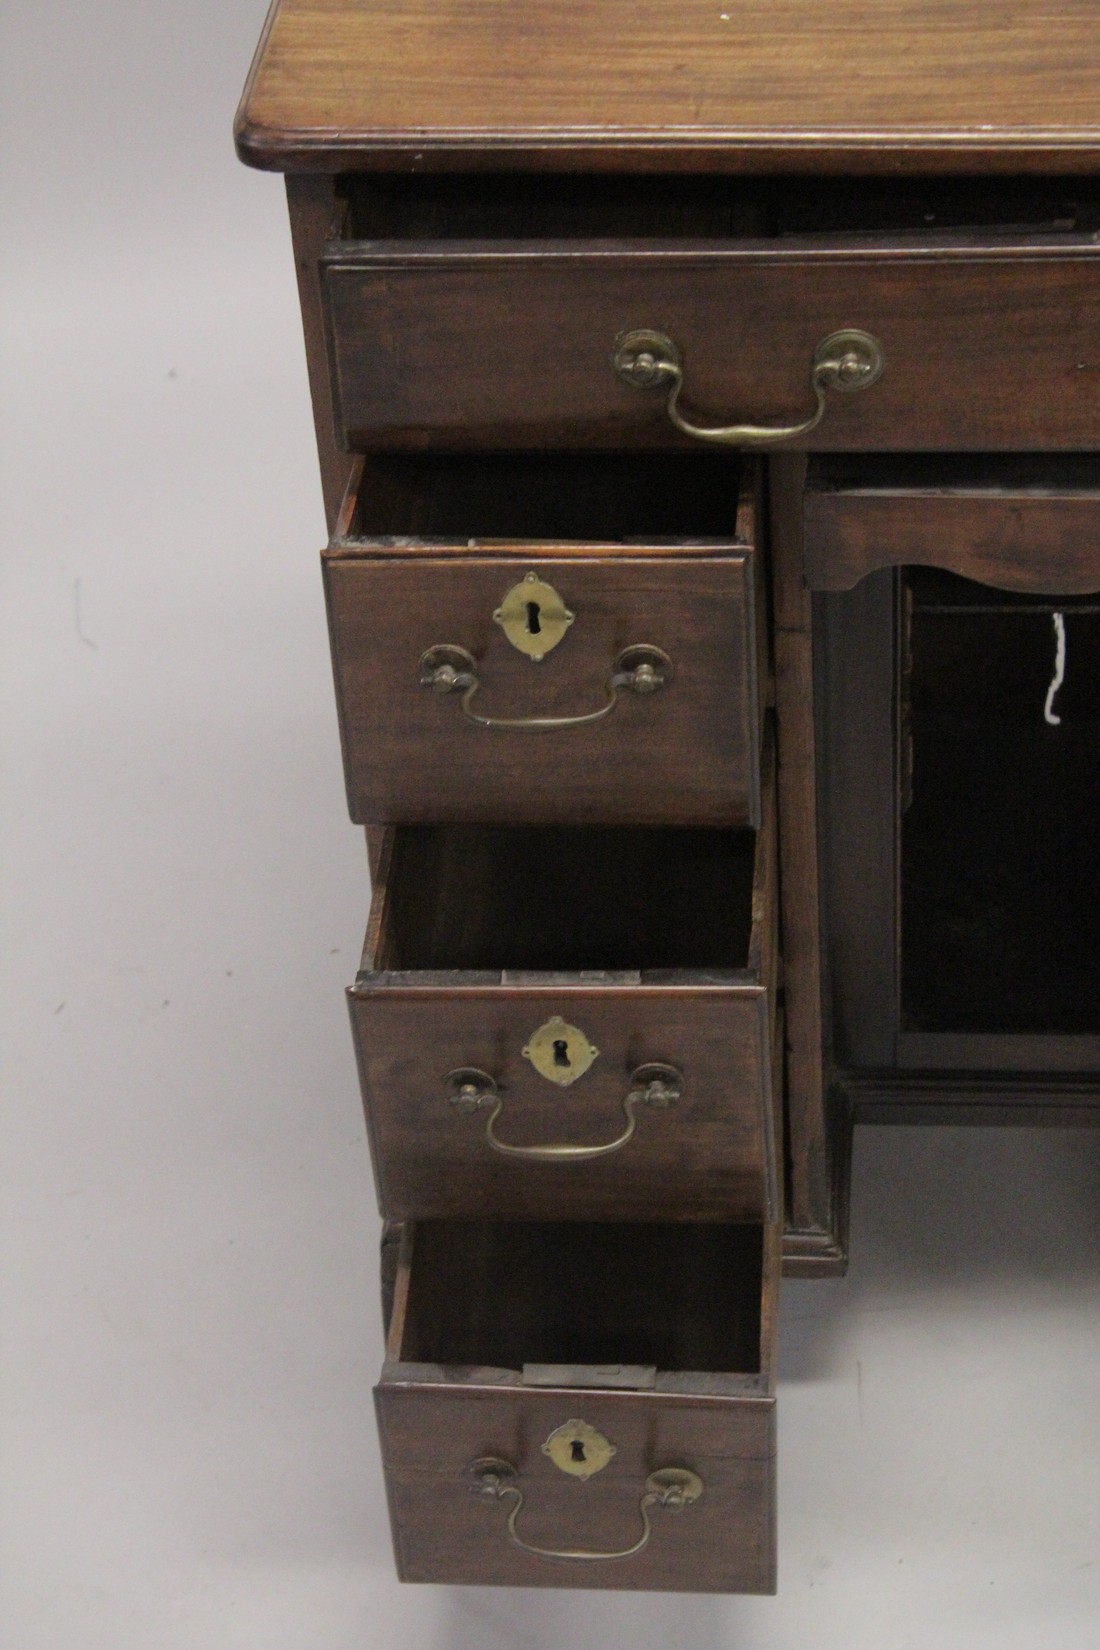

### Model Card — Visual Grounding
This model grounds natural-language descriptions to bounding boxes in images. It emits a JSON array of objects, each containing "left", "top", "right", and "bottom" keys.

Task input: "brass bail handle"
[
  {"left": 419, "top": 643, "right": 672, "bottom": 731},
  {"left": 613, "top": 327, "right": 885, "bottom": 448},
  {"left": 445, "top": 1064, "right": 683, "bottom": 1162},
  {"left": 469, "top": 1458, "right": 704, "bottom": 1562}
]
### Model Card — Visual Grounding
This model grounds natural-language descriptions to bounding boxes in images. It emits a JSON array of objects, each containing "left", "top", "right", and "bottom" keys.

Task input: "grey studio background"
[{"left": 2, "top": 3, "right": 1099, "bottom": 1646}]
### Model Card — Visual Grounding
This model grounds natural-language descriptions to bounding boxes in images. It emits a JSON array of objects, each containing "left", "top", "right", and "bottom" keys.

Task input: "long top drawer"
[{"left": 320, "top": 179, "right": 1100, "bottom": 453}]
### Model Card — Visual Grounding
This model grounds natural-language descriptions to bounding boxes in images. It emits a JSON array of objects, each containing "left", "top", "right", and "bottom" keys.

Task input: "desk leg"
[{"left": 770, "top": 455, "right": 850, "bottom": 1275}]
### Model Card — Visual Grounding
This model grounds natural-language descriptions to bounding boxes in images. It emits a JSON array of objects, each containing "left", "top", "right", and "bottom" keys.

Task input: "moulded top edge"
[{"left": 235, "top": 0, "right": 1100, "bottom": 174}]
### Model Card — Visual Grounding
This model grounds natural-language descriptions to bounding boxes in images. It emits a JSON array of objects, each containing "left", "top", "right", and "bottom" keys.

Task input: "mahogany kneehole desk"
[{"left": 236, "top": 0, "right": 1100, "bottom": 1593}]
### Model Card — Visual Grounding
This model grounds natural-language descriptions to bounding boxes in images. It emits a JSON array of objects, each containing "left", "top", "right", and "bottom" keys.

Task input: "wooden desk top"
[{"left": 236, "top": 0, "right": 1100, "bottom": 174}]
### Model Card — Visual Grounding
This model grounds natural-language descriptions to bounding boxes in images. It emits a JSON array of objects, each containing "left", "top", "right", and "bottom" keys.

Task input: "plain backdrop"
[{"left": 2, "top": 3, "right": 1099, "bottom": 1646}]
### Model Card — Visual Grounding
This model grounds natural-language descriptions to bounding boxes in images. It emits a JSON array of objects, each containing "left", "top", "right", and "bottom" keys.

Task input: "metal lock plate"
[
  {"left": 542, "top": 1420, "right": 617, "bottom": 1480},
  {"left": 493, "top": 573, "right": 575, "bottom": 661},
  {"left": 522, "top": 1016, "right": 599, "bottom": 1086}
]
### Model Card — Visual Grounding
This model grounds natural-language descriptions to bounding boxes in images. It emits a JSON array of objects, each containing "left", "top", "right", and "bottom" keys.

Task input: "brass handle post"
[
  {"left": 446, "top": 1064, "right": 682, "bottom": 1163},
  {"left": 469, "top": 1458, "right": 703, "bottom": 1561},
  {"left": 420, "top": 643, "right": 671, "bottom": 731},
  {"left": 613, "top": 327, "right": 884, "bottom": 448}
]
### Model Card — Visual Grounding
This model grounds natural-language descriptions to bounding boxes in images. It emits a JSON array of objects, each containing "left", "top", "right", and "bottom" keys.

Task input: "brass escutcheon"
[
  {"left": 522, "top": 1016, "right": 599, "bottom": 1086},
  {"left": 542, "top": 1420, "right": 617, "bottom": 1480},
  {"left": 494, "top": 572, "right": 575, "bottom": 660}
]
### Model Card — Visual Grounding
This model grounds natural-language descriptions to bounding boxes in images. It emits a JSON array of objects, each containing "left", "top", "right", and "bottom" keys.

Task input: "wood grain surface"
[
  {"left": 236, "top": 0, "right": 1100, "bottom": 172},
  {"left": 285, "top": 176, "right": 355, "bottom": 532},
  {"left": 351, "top": 986, "right": 775, "bottom": 1224},
  {"left": 321, "top": 241, "right": 1100, "bottom": 453},
  {"left": 373, "top": 1216, "right": 779, "bottom": 1591},
  {"left": 325, "top": 543, "right": 761, "bottom": 828},
  {"left": 767, "top": 455, "right": 849, "bottom": 1272},
  {"left": 350, "top": 790, "right": 779, "bottom": 1223},
  {"left": 805, "top": 479, "right": 1100, "bottom": 593}
]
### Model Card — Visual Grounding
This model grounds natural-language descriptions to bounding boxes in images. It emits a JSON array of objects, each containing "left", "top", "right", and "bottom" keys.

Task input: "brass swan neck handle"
[
  {"left": 469, "top": 1458, "right": 703, "bottom": 1562},
  {"left": 420, "top": 643, "right": 671, "bottom": 731},
  {"left": 446, "top": 1065, "right": 682, "bottom": 1162},
  {"left": 613, "top": 327, "right": 884, "bottom": 448}
]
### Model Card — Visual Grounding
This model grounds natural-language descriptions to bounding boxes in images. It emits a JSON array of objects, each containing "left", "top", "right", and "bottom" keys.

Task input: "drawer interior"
[
  {"left": 341, "top": 173, "right": 1100, "bottom": 243},
  {"left": 344, "top": 452, "right": 747, "bottom": 544},
  {"left": 393, "top": 1219, "right": 764, "bottom": 1377},
  {"left": 902, "top": 569, "right": 1100, "bottom": 1035},
  {"left": 369, "top": 824, "right": 758, "bottom": 976}
]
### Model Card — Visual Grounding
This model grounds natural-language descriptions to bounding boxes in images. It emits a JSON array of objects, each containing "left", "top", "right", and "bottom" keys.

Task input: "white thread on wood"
[{"left": 1044, "top": 612, "right": 1066, "bottom": 726}]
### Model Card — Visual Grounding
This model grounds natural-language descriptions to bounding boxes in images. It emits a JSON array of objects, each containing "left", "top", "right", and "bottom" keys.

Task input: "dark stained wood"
[
  {"left": 845, "top": 1070, "right": 1100, "bottom": 1126},
  {"left": 758, "top": 1134, "right": 782, "bottom": 1381},
  {"left": 370, "top": 822, "right": 761, "bottom": 975},
  {"left": 749, "top": 716, "right": 779, "bottom": 1011},
  {"left": 324, "top": 454, "right": 761, "bottom": 828},
  {"left": 377, "top": 1382, "right": 776, "bottom": 1591},
  {"left": 767, "top": 456, "right": 845, "bottom": 1271},
  {"left": 896, "top": 1032, "right": 1100, "bottom": 1072},
  {"left": 353, "top": 987, "right": 774, "bottom": 1223},
  {"left": 239, "top": 0, "right": 1100, "bottom": 1598},
  {"left": 235, "top": 0, "right": 1100, "bottom": 175},
  {"left": 805, "top": 469, "right": 1100, "bottom": 594},
  {"left": 284, "top": 174, "right": 354, "bottom": 533},
  {"left": 778, "top": 1157, "right": 850, "bottom": 1278},
  {"left": 395, "top": 1220, "right": 766, "bottom": 1371},
  {"left": 815, "top": 572, "right": 900, "bottom": 1070},
  {"left": 321, "top": 237, "right": 1100, "bottom": 452},
  {"left": 374, "top": 1216, "right": 778, "bottom": 1591},
  {"left": 813, "top": 462, "right": 1100, "bottom": 1043},
  {"left": 812, "top": 485, "right": 1100, "bottom": 1103},
  {"left": 349, "top": 770, "right": 778, "bottom": 1224},
  {"left": 364, "top": 826, "right": 383, "bottom": 883},
  {"left": 379, "top": 1220, "right": 404, "bottom": 1336}
]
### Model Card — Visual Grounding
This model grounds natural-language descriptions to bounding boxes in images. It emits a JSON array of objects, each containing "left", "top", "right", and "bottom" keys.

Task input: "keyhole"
[
  {"left": 553, "top": 1039, "right": 571, "bottom": 1068},
  {"left": 525, "top": 601, "right": 542, "bottom": 636},
  {"left": 570, "top": 1440, "right": 587, "bottom": 1463}
]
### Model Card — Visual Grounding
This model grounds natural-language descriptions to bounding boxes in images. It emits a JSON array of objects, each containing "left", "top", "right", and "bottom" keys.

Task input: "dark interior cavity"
[
  {"left": 399, "top": 1220, "right": 763, "bottom": 1374},
  {"left": 350, "top": 452, "right": 744, "bottom": 542},
  {"left": 902, "top": 569, "right": 1100, "bottom": 1033},
  {"left": 343, "top": 173, "right": 1100, "bottom": 242},
  {"left": 382, "top": 824, "right": 756, "bottom": 973}
]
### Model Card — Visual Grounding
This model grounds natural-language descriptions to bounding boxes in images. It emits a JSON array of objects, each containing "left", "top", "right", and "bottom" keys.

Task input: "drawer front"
[
  {"left": 325, "top": 551, "right": 762, "bottom": 827},
  {"left": 351, "top": 988, "right": 775, "bottom": 1224},
  {"left": 376, "top": 1382, "right": 776, "bottom": 1593},
  {"left": 322, "top": 243, "right": 1100, "bottom": 452}
]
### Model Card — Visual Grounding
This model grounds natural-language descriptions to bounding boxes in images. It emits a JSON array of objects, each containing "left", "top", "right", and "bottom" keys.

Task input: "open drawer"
[
  {"left": 320, "top": 175, "right": 1100, "bottom": 453},
  {"left": 376, "top": 1215, "right": 779, "bottom": 1592},
  {"left": 349, "top": 733, "right": 778, "bottom": 1224},
  {"left": 324, "top": 452, "right": 764, "bottom": 827}
]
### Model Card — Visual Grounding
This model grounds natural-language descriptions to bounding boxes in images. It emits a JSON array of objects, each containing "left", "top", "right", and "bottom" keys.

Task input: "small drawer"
[
  {"left": 376, "top": 1215, "right": 779, "bottom": 1592},
  {"left": 804, "top": 454, "right": 1100, "bottom": 595},
  {"left": 321, "top": 176, "right": 1100, "bottom": 453},
  {"left": 349, "top": 735, "right": 778, "bottom": 1225},
  {"left": 324, "top": 453, "right": 764, "bottom": 828}
]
